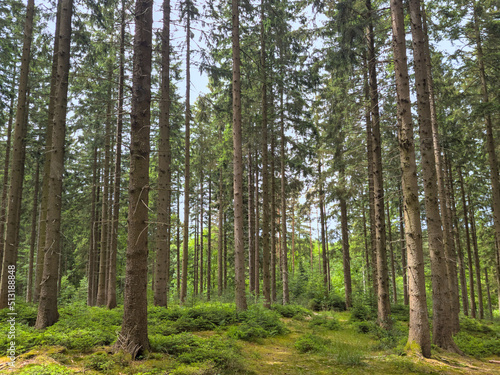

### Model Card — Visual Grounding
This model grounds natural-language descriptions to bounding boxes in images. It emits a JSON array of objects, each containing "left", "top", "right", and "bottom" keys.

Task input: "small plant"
[
  {"left": 332, "top": 341, "right": 364, "bottom": 366},
  {"left": 308, "top": 315, "right": 340, "bottom": 330},
  {"left": 85, "top": 352, "right": 115, "bottom": 371},
  {"left": 295, "top": 333, "right": 331, "bottom": 353},
  {"left": 271, "top": 304, "right": 311, "bottom": 318},
  {"left": 17, "top": 364, "right": 74, "bottom": 375},
  {"left": 350, "top": 304, "right": 374, "bottom": 322}
]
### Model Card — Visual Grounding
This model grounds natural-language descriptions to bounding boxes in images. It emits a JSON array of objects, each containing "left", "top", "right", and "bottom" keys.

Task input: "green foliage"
[
  {"left": 331, "top": 340, "right": 365, "bottom": 366},
  {"left": 454, "top": 315, "right": 500, "bottom": 357},
  {"left": 295, "top": 333, "right": 331, "bottom": 353},
  {"left": 239, "top": 305, "right": 288, "bottom": 335},
  {"left": 150, "top": 333, "right": 243, "bottom": 372},
  {"left": 308, "top": 314, "right": 341, "bottom": 330},
  {"left": 16, "top": 364, "right": 74, "bottom": 375},
  {"left": 0, "top": 301, "right": 38, "bottom": 326},
  {"left": 349, "top": 304, "right": 375, "bottom": 322},
  {"left": 85, "top": 351, "right": 115, "bottom": 371},
  {"left": 271, "top": 304, "right": 311, "bottom": 318},
  {"left": 226, "top": 322, "right": 268, "bottom": 341},
  {"left": 390, "top": 304, "right": 409, "bottom": 322}
]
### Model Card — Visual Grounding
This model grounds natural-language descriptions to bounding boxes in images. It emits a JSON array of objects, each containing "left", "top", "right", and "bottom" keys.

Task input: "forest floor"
[{"left": 1, "top": 304, "right": 499, "bottom": 374}]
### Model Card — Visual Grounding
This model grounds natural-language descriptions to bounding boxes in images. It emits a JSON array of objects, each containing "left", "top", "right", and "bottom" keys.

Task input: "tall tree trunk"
[
  {"left": 485, "top": 267, "right": 493, "bottom": 319},
  {"left": 200, "top": 173, "right": 204, "bottom": 295},
  {"left": 115, "top": 0, "right": 152, "bottom": 355},
  {"left": 0, "top": 74, "right": 15, "bottom": 271},
  {"left": 26, "top": 159, "right": 40, "bottom": 303},
  {"left": 318, "top": 161, "right": 328, "bottom": 289},
  {"left": 218, "top": 162, "right": 223, "bottom": 297},
  {"left": 408, "top": 0, "right": 457, "bottom": 351},
  {"left": 207, "top": 176, "right": 212, "bottom": 301},
  {"left": 107, "top": 0, "right": 125, "bottom": 309},
  {"left": 88, "top": 146, "right": 98, "bottom": 306},
  {"left": 154, "top": 0, "right": 171, "bottom": 307},
  {"left": 96, "top": 69, "right": 113, "bottom": 307},
  {"left": 270, "top": 129, "right": 277, "bottom": 303},
  {"left": 399, "top": 193, "right": 409, "bottom": 305},
  {"left": 35, "top": 0, "right": 72, "bottom": 327},
  {"left": 459, "top": 166, "right": 476, "bottom": 318},
  {"left": 422, "top": 6, "right": 459, "bottom": 333},
  {"left": 469, "top": 200, "right": 484, "bottom": 319},
  {"left": 248, "top": 152, "right": 255, "bottom": 293},
  {"left": 448, "top": 160, "right": 468, "bottom": 315},
  {"left": 223, "top": 212, "right": 228, "bottom": 291},
  {"left": 387, "top": 201, "right": 397, "bottom": 304},
  {"left": 389, "top": 0, "right": 431, "bottom": 357},
  {"left": 34, "top": 0, "right": 61, "bottom": 303},
  {"left": 340, "top": 197, "right": 352, "bottom": 309},
  {"left": 254, "top": 166, "right": 260, "bottom": 297},
  {"left": 176, "top": 172, "right": 181, "bottom": 297},
  {"left": 280, "top": 81, "right": 289, "bottom": 305},
  {"left": 291, "top": 199, "right": 296, "bottom": 275},
  {"left": 0, "top": 0, "right": 34, "bottom": 309},
  {"left": 232, "top": 0, "right": 246, "bottom": 310},
  {"left": 472, "top": 3, "right": 500, "bottom": 299},
  {"left": 181, "top": 7, "right": 191, "bottom": 305},
  {"left": 367, "top": 0, "right": 390, "bottom": 327}
]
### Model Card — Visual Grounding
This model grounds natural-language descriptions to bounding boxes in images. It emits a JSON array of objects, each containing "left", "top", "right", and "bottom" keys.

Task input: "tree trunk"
[
  {"left": 291, "top": 199, "right": 296, "bottom": 275},
  {"left": 176, "top": 172, "right": 181, "bottom": 297},
  {"left": 459, "top": 165, "right": 476, "bottom": 318},
  {"left": 115, "top": 0, "right": 152, "bottom": 356},
  {"left": 207, "top": 176, "right": 212, "bottom": 301},
  {"left": 389, "top": 0, "right": 431, "bottom": 357},
  {"left": 248, "top": 152, "right": 255, "bottom": 293},
  {"left": 485, "top": 267, "right": 493, "bottom": 319},
  {"left": 218, "top": 161, "right": 223, "bottom": 297},
  {"left": 472, "top": 4, "right": 500, "bottom": 302},
  {"left": 387, "top": 201, "right": 397, "bottom": 304},
  {"left": 34, "top": 0, "right": 61, "bottom": 303},
  {"left": 254, "top": 166, "right": 260, "bottom": 297},
  {"left": 0, "top": 73, "right": 15, "bottom": 273},
  {"left": 153, "top": 0, "right": 171, "bottom": 307},
  {"left": 469, "top": 200, "right": 484, "bottom": 319},
  {"left": 422, "top": 6, "right": 459, "bottom": 333},
  {"left": 448, "top": 160, "right": 468, "bottom": 316},
  {"left": 96, "top": 69, "right": 113, "bottom": 307},
  {"left": 26, "top": 159, "right": 40, "bottom": 303},
  {"left": 88, "top": 146, "right": 98, "bottom": 306},
  {"left": 408, "top": 0, "right": 458, "bottom": 351},
  {"left": 181, "top": 7, "right": 192, "bottom": 305},
  {"left": 399, "top": 193, "right": 409, "bottom": 305},
  {"left": 232, "top": 0, "right": 247, "bottom": 310},
  {"left": 270, "top": 129, "right": 277, "bottom": 303},
  {"left": 340, "top": 197, "right": 352, "bottom": 309},
  {"left": 318, "top": 162, "right": 328, "bottom": 290},
  {"left": 35, "top": 0, "right": 72, "bottom": 327},
  {"left": 0, "top": 0, "right": 34, "bottom": 309},
  {"left": 200, "top": 173, "right": 204, "bottom": 295}
]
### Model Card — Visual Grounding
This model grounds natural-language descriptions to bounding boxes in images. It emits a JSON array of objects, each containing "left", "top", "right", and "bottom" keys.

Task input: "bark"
[
  {"left": 248, "top": 152, "right": 255, "bottom": 292},
  {"left": 0, "top": 0, "right": 34, "bottom": 309},
  {"left": 35, "top": 0, "right": 72, "bottom": 327},
  {"left": 200, "top": 173, "right": 204, "bottom": 295},
  {"left": 176, "top": 172, "right": 181, "bottom": 297},
  {"left": 387, "top": 201, "right": 397, "bottom": 304},
  {"left": 107, "top": 0, "right": 126, "bottom": 309},
  {"left": 223, "top": 212, "right": 228, "bottom": 290},
  {"left": 448, "top": 160, "right": 468, "bottom": 316},
  {"left": 88, "top": 146, "right": 98, "bottom": 306},
  {"left": 399, "top": 193, "right": 409, "bottom": 305},
  {"left": 26, "top": 160, "right": 40, "bottom": 302},
  {"left": 96, "top": 69, "right": 113, "bottom": 307},
  {"left": 340, "top": 197, "right": 352, "bottom": 309},
  {"left": 153, "top": 0, "right": 171, "bottom": 307},
  {"left": 469, "top": 200, "right": 484, "bottom": 319},
  {"left": 232, "top": 0, "right": 247, "bottom": 310},
  {"left": 0, "top": 75, "right": 15, "bottom": 271},
  {"left": 35, "top": 0, "right": 61, "bottom": 303},
  {"left": 115, "top": 0, "right": 152, "bottom": 356},
  {"left": 254, "top": 166, "right": 260, "bottom": 296},
  {"left": 318, "top": 162, "right": 328, "bottom": 289},
  {"left": 270, "top": 129, "right": 277, "bottom": 303},
  {"left": 207, "top": 176, "right": 212, "bottom": 300},
  {"left": 408, "top": 0, "right": 458, "bottom": 351},
  {"left": 459, "top": 166, "right": 476, "bottom": 318},
  {"left": 389, "top": 0, "right": 431, "bottom": 357},
  {"left": 472, "top": 4, "right": 500, "bottom": 302},
  {"left": 485, "top": 267, "right": 493, "bottom": 319},
  {"left": 218, "top": 161, "right": 223, "bottom": 297},
  {"left": 181, "top": 8, "right": 191, "bottom": 305},
  {"left": 291, "top": 199, "right": 296, "bottom": 274},
  {"left": 422, "top": 6, "right": 459, "bottom": 333}
]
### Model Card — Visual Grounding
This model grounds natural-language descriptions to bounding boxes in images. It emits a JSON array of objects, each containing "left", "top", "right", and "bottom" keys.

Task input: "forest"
[{"left": 1, "top": 0, "right": 500, "bottom": 373}]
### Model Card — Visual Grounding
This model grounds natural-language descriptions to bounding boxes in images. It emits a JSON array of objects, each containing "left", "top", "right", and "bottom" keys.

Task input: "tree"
[
  {"left": 154, "top": 0, "right": 172, "bottom": 308},
  {"left": 389, "top": 0, "right": 431, "bottom": 358},
  {"left": 115, "top": 0, "right": 152, "bottom": 356},
  {"left": 35, "top": 0, "right": 73, "bottom": 328},
  {"left": 232, "top": 0, "right": 247, "bottom": 311}
]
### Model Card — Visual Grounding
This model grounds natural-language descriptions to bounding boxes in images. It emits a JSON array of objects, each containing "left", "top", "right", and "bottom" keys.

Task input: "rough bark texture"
[
  {"left": 35, "top": 0, "right": 72, "bottom": 327},
  {"left": 472, "top": 3, "right": 500, "bottom": 316},
  {"left": 207, "top": 177, "right": 212, "bottom": 300},
  {"left": 232, "top": 0, "right": 247, "bottom": 310},
  {"left": 254, "top": 166, "right": 260, "bottom": 296},
  {"left": 154, "top": 0, "right": 171, "bottom": 307},
  {"left": 390, "top": 0, "right": 431, "bottom": 357},
  {"left": 280, "top": 51, "right": 289, "bottom": 305},
  {"left": 469, "top": 202, "right": 484, "bottom": 319},
  {"left": 248, "top": 152, "right": 255, "bottom": 293},
  {"left": 270, "top": 130, "right": 277, "bottom": 303},
  {"left": 115, "top": 0, "right": 152, "bottom": 355},
  {"left": 387, "top": 201, "right": 397, "bottom": 304},
  {"left": 181, "top": 8, "right": 191, "bottom": 305},
  {"left": 26, "top": 160, "right": 40, "bottom": 302},
  {"left": 340, "top": 197, "right": 352, "bottom": 309},
  {"left": 88, "top": 146, "right": 98, "bottom": 306},
  {"left": 399, "top": 194, "right": 409, "bottom": 305},
  {"left": 107, "top": 0, "right": 125, "bottom": 310},
  {"left": 0, "top": 0, "right": 34, "bottom": 309}
]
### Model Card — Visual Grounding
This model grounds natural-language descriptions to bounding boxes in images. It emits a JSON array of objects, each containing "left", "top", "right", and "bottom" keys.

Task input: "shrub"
[
  {"left": 85, "top": 352, "right": 115, "bottom": 371},
  {"left": 454, "top": 331, "right": 500, "bottom": 358},
  {"left": 227, "top": 323, "right": 268, "bottom": 341},
  {"left": 308, "top": 315, "right": 340, "bottom": 330},
  {"left": 271, "top": 304, "right": 311, "bottom": 318},
  {"left": 391, "top": 304, "right": 409, "bottom": 322},
  {"left": 350, "top": 305, "right": 374, "bottom": 322},
  {"left": 332, "top": 341, "right": 364, "bottom": 366},
  {"left": 17, "top": 364, "right": 74, "bottom": 375},
  {"left": 238, "top": 305, "right": 288, "bottom": 336},
  {"left": 295, "top": 333, "right": 331, "bottom": 353}
]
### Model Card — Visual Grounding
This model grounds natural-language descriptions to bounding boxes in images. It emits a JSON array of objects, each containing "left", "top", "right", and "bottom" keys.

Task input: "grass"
[{"left": 1, "top": 303, "right": 500, "bottom": 374}]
